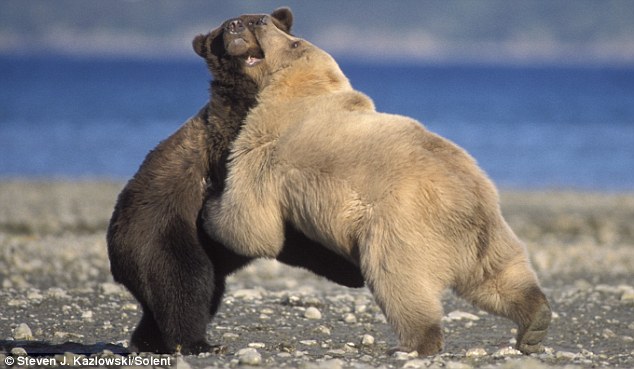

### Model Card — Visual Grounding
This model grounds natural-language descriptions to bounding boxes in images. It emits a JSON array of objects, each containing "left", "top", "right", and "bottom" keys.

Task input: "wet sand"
[{"left": 0, "top": 180, "right": 633, "bottom": 368}]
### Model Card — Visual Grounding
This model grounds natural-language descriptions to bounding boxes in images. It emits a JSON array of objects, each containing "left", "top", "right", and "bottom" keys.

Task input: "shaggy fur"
[
  {"left": 203, "top": 17, "right": 551, "bottom": 355},
  {"left": 107, "top": 8, "right": 363, "bottom": 355}
]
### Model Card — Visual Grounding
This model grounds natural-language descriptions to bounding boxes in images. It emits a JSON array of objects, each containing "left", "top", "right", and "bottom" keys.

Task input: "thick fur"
[
  {"left": 203, "top": 17, "right": 551, "bottom": 356},
  {"left": 107, "top": 8, "right": 363, "bottom": 355}
]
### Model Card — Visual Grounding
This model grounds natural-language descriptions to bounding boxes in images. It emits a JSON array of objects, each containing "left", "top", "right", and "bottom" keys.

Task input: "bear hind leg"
[
  {"left": 457, "top": 253, "right": 551, "bottom": 354},
  {"left": 130, "top": 308, "right": 169, "bottom": 353}
]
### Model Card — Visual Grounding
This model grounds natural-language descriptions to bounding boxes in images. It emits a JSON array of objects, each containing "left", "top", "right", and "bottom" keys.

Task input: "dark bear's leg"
[
  {"left": 129, "top": 307, "right": 169, "bottom": 353},
  {"left": 198, "top": 227, "right": 254, "bottom": 318},
  {"left": 146, "top": 254, "right": 215, "bottom": 354},
  {"left": 127, "top": 222, "right": 219, "bottom": 354},
  {"left": 277, "top": 224, "right": 365, "bottom": 288},
  {"left": 457, "top": 252, "right": 551, "bottom": 354}
]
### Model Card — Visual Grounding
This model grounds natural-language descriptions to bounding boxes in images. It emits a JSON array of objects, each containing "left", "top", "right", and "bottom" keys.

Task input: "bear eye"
[{"left": 291, "top": 41, "right": 301, "bottom": 49}]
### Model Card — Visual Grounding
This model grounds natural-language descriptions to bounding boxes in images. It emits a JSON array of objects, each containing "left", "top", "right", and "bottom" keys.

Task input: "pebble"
[
  {"left": 304, "top": 306, "right": 322, "bottom": 320},
  {"left": 26, "top": 290, "right": 43, "bottom": 300},
  {"left": 343, "top": 313, "right": 357, "bottom": 323},
  {"left": 621, "top": 290, "right": 634, "bottom": 303},
  {"left": 555, "top": 351, "right": 578, "bottom": 360},
  {"left": 99, "top": 282, "right": 122, "bottom": 295},
  {"left": 81, "top": 310, "right": 93, "bottom": 320},
  {"left": 222, "top": 332, "right": 239, "bottom": 340},
  {"left": 304, "top": 359, "right": 344, "bottom": 369},
  {"left": 176, "top": 357, "right": 193, "bottom": 369},
  {"left": 300, "top": 340, "right": 318, "bottom": 346},
  {"left": 10, "top": 347, "right": 27, "bottom": 356},
  {"left": 403, "top": 359, "right": 431, "bottom": 368},
  {"left": 465, "top": 347, "right": 488, "bottom": 358},
  {"left": 248, "top": 342, "right": 266, "bottom": 349},
  {"left": 446, "top": 362, "right": 473, "bottom": 369},
  {"left": 361, "top": 334, "right": 375, "bottom": 346},
  {"left": 314, "top": 325, "right": 331, "bottom": 335},
  {"left": 46, "top": 288, "right": 68, "bottom": 299},
  {"left": 232, "top": 288, "right": 263, "bottom": 300},
  {"left": 492, "top": 346, "right": 522, "bottom": 358},
  {"left": 443, "top": 310, "right": 480, "bottom": 321},
  {"left": 13, "top": 323, "right": 33, "bottom": 340},
  {"left": 236, "top": 347, "right": 262, "bottom": 366},
  {"left": 392, "top": 351, "right": 418, "bottom": 360},
  {"left": 602, "top": 328, "right": 616, "bottom": 338}
]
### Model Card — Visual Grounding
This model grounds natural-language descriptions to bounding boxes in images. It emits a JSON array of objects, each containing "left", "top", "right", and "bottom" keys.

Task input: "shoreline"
[{"left": 1, "top": 180, "right": 633, "bottom": 368}]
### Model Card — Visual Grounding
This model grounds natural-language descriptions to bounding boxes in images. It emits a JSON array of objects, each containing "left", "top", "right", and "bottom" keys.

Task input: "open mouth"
[{"left": 245, "top": 55, "right": 263, "bottom": 67}]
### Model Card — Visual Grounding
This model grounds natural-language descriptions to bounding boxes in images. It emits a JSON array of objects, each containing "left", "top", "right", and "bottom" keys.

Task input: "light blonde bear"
[{"left": 202, "top": 16, "right": 551, "bottom": 355}]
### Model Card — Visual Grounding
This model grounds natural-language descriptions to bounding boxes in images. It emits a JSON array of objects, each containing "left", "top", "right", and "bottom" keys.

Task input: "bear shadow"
[{"left": 0, "top": 340, "right": 128, "bottom": 356}]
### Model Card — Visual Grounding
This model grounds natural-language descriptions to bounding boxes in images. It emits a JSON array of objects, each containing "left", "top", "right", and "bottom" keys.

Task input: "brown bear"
[
  {"left": 107, "top": 8, "right": 364, "bottom": 355},
  {"left": 203, "top": 16, "right": 551, "bottom": 356}
]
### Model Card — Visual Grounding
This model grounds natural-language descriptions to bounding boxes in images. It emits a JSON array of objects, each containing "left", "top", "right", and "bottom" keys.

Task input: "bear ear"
[
  {"left": 271, "top": 7, "right": 293, "bottom": 32},
  {"left": 193, "top": 27, "right": 225, "bottom": 59},
  {"left": 192, "top": 34, "right": 207, "bottom": 57}
]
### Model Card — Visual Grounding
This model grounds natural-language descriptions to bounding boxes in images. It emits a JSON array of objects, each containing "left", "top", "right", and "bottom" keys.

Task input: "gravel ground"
[{"left": 0, "top": 180, "right": 633, "bottom": 369}]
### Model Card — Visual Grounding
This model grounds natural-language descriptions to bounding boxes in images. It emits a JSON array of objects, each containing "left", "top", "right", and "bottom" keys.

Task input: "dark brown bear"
[{"left": 107, "top": 8, "right": 364, "bottom": 355}]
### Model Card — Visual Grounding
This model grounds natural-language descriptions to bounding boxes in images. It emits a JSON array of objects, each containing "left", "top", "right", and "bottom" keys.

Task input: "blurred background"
[{"left": 1, "top": 0, "right": 633, "bottom": 190}]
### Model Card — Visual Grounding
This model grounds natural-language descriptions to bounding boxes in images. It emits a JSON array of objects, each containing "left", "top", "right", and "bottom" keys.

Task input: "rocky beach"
[{"left": 0, "top": 180, "right": 633, "bottom": 368}]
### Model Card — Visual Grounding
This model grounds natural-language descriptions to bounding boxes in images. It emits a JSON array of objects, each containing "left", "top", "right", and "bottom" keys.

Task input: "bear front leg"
[
  {"left": 277, "top": 224, "right": 365, "bottom": 288},
  {"left": 202, "top": 184, "right": 286, "bottom": 258},
  {"left": 359, "top": 239, "right": 445, "bottom": 356}
]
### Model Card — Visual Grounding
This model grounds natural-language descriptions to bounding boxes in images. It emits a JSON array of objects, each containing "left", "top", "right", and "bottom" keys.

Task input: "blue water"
[{"left": 1, "top": 55, "right": 633, "bottom": 190}]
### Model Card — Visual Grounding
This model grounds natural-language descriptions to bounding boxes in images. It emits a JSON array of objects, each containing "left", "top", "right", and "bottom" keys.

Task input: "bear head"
[
  {"left": 244, "top": 15, "right": 351, "bottom": 98},
  {"left": 193, "top": 8, "right": 293, "bottom": 79}
]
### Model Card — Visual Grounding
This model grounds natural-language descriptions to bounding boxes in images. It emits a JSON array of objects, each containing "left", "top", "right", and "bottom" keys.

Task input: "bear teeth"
[{"left": 246, "top": 56, "right": 262, "bottom": 66}]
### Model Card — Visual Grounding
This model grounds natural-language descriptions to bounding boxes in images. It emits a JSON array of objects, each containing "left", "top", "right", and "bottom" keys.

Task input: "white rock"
[
  {"left": 175, "top": 357, "right": 193, "bottom": 369},
  {"left": 403, "top": 359, "right": 431, "bottom": 368},
  {"left": 46, "top": 288, "right": 68, "bottom": 299},
  {"left": 343, "top": 343, "right": 357, "bottom": 353},
  {"left": 236, "top": 347, "right": 262, "bottom": 366},
  {"left": 222, "top": 332, "right": 239, "bottom": 340},
  {"left": 304, "top": 306, "right": 322, "bottom": 320},
  {"left": 621, "top": 290, "right": 634, "bottom": 303},
  {"left": 343, "top": 313, "right": 357, "bottom": 323},
  {"left": 465, "top": 347, "right": 488, "bottom": 358},
  {"left": 99, "top": 282, "right": 122, "bottom": 295},
  {"left": 26, "top": 290, "right": 43, "bottom": 300},
  {"left": 392, "top": 350, "right": 418, "bottom": 360},
  {"left": 602, "top": 328, "right": 616, "bottom": 338},
  {"left": 315, "top": 325, "right": 331, "bottom": 335},
  {"left": 446, "top": 362, "right": 473, "bottom": 369},
  {"left": 555, "top": 351, "right": 578, "bottom": 360},
  {"left": 304, "top": 359, "right": 344, "bottom": 369},
  {"left": 232, "top": 289, "right": 262, "bottom": 300},
  {"left": 443, "top": 310, "right": 480, "bottom": 322},
  {"left": 248, "top": 342, "right": 266, "bottom": 349},
  {"left": 361, "top": 334, "right": 375, "bottom": 346},
  {"left": 300, "top": 340, "right": 318, "bottom": 346},
  {"left": 13, "top": 323, "right": 33, "bottom": 340},
  {"left": 11, "top": 347, "right": 27, "bottom": 356},
  {"left": 492, "top": 346, "right": 522, "bottom": 358}
]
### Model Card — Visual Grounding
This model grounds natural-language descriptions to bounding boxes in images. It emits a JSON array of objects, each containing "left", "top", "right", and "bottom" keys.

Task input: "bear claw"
[{"left": 516, "top": 303, "right": 552, "bottom": 354}]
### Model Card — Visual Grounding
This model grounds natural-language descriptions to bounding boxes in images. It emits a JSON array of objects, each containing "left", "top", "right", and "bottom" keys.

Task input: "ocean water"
[{"left": 1, "top": 55, "right": 633, "bottom": 190}]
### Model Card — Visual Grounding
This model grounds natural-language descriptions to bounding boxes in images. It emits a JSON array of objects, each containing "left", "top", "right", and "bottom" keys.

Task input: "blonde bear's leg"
[
  {"left": 203, "top": 179, "right": 285, "bottom": 258},
  {"left": 359, "top": 227, "right": 445, "bottom": 356},
  {"left": 456, "top": 229, "right": 551, "bottom": 354}
]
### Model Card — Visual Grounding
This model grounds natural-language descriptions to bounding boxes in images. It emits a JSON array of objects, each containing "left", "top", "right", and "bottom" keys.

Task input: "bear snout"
[{"left": 226, "top": 18, "right": 245, "bottom": 34}]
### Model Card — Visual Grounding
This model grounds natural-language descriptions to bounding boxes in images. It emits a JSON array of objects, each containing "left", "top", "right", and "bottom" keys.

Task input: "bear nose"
[
  {"left": 256, "top": 15, "right": 269, "bottom": 26},
  {"left": 226, "top": 18, "right": 245, "bottom": 34}
]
